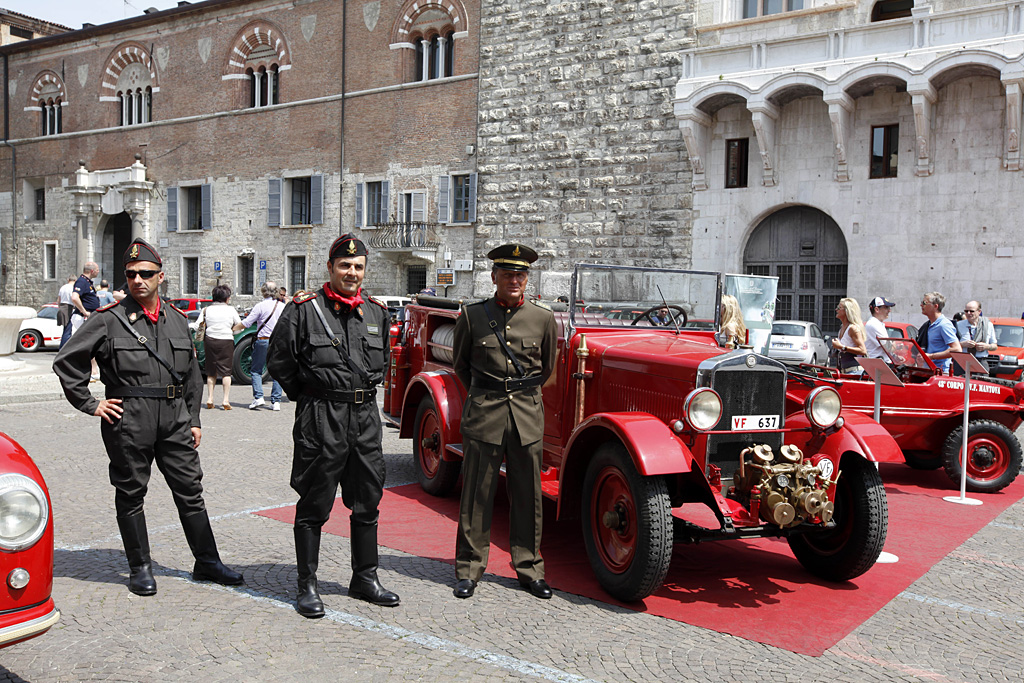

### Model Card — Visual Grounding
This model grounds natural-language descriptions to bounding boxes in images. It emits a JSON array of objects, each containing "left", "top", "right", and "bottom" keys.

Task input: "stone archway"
[
  {"left": 98, "top": 212, "right": 133, "bottom": 285},
  {"left": 743, "top": 206, "right": 848, "bottom": 335}
]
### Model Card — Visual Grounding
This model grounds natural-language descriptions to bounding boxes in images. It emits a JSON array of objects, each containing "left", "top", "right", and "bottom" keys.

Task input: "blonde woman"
[
  {"left": 720, "top": 295, "right": 746, "bottom": 348},
  {"left": 831, "top": 297, "right": 867, "bottom": 374}
]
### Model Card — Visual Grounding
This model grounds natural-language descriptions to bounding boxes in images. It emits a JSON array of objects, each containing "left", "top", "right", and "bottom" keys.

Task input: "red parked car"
[
  {"left": 0, "top": 432, "right": 59, "bottom": 648},
  {"left": 787, "top": 337, "right": 1024, "bottom": 493},
  {"left": 989, "top": 317, "right": 1024, "bottom": 381},
  {"left": 383, "top": 265, "right": 902, "bottom": 601}
]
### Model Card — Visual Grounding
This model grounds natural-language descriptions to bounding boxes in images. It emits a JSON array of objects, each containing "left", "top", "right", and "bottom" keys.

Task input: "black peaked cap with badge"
[
  {"left": 487, "top": 243, "right": 538, "bottom": 271},
  {"left": 330, "top": 233, "right": 368, "bottom": 259},
  {"left": 124, "top": 238, "right": 162, "bottom": 266}
]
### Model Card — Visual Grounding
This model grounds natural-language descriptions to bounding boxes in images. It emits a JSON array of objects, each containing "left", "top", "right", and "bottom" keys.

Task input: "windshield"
[
  {"left": 994, "top": 324, "right": 1024, "bottom": 349},
  {"left": 879, "top": 337, "right": 936, "bottom": 370},
  {"left": 38, "top": 306, "right": 58, "bottom": 319},
  {"left": 771, "top": 323, "right": 806, "bottom": 337},
  {"left": 570, "top": 265, "right": 721, "bottom": 329}
]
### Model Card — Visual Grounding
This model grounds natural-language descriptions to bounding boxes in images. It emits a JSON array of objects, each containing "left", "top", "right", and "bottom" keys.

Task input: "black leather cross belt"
[
  {"left": 471, "top": 375, "right": 544, "bottom": 393},
  {"left": 106, "top": 384, "right": 184, "bottom": 399},
  {"left": 303, "top": 387, "right": 376, "bottom": 404}
]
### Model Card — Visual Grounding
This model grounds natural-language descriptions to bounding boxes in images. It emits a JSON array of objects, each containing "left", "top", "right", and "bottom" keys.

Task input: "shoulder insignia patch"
[
  {"left": 366, "top": 295, "right": 388, "bottom": 311},
  {"left": 97, "top": 301, "right": 120, "bottom": 312},
  {"left": 294, "top": 291, "right": 318, "bottom": 304},
  {"left": 531, "top": 299, "right": 551, "bottom": 311},
  {"left": 168, "top": 303, "right": 188, "bottom": 317}
]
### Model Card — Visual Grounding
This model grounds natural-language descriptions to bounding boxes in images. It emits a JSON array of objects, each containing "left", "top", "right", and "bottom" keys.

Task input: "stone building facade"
[
  {"left": 0, "top": 0, "right": 480, "bottom": 309},
  {"left": 675, "top": 0, "right": 1024, "bottom": 333}
]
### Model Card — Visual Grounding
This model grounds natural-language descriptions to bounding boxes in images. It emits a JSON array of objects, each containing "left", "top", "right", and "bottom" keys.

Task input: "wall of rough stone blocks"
[{"left": 474, "top": 0, "right": 697, "bottom": 299}]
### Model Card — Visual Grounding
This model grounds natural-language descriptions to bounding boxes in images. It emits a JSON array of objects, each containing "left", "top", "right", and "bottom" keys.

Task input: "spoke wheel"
[
  {"left": 942, "top": 419, "right": 1022, "bottom": 493},
  {"left": 413, "top": 397, "right": 460, "bottom": 497},
  {"left": 17, "top": 330, "right": 41, "bottom": 352},
  {"left": 581, "top": 442, "right": 672, "bottom": 601}
]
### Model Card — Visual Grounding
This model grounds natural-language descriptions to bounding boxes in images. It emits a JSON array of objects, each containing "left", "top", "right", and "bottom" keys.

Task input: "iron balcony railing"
[{"left": 367, "top": 222, "right": 441, "bottom": 250}]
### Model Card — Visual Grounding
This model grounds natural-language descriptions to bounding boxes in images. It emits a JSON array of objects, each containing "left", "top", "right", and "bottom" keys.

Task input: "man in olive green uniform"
[
  {"left": 452, "top": 243, "right": 557, "bottom": 600},
  {"left": 268, "top": 233, "right": 398, "bottom": 618},
  {"left": 53, "top": 238, "right": 243, "bottom": 596}
]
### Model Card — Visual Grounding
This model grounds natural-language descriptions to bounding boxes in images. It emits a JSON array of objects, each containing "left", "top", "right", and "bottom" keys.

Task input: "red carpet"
[{"left": 258, "top": 464, "right": 1024, "bottom": 656}]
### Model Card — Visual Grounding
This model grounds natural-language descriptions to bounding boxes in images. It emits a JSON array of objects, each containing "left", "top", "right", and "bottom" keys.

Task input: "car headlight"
[
  {"left": 804, "top": 386, "right": 841, "bottom": 429},
  {"left": 0, "top": 474, "right": 49, "bottom": 552},
  {"left": 683, "top": 388, "right": 723, "bottom": 432}
]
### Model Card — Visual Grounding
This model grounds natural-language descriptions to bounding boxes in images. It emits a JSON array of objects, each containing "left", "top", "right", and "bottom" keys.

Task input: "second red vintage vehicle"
[
  {"left": 383, "top": 264, "right": 904, "bottom": 601},
  {"left": 1, "top": 432, "right": 59, "bottom": 649},
  {"left": 787, "top": 338, "right": 1024, "bottom": 493}
]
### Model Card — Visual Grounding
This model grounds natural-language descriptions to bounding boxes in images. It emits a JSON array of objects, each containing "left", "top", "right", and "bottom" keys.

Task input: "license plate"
[
  {"left": 731, "top": 414, "right": 779, "bottom": 431},
  {"left": 772, "top": 342, "right": 791, "bottom": 348}
]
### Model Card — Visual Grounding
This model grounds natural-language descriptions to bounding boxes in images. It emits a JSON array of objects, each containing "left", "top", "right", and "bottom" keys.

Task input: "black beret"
[
  {"left": 124, "top": 238, "right": 162, "bottom": 266},
  {"left": 487, "top": 243, "right": 538, "bottom": 271},
  {"left": 329, "top": 233, "right": 368, "bottom": 260}
]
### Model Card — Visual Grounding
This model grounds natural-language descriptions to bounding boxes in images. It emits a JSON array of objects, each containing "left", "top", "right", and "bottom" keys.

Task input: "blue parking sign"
[
  {"left": 260, "top": 260, "right": 267, "bottom": 270},
  {"left": 214, "top": 261, "right": 222, "bottom": 272}
]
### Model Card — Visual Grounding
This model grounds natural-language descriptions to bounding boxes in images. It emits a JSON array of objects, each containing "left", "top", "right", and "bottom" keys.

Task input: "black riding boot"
[
  {"left": 294, "top": 526, "right": 325, "bottom": 618},
  {"left": 348, "top": 521, "right": 400, "bottom": 607},
  {"left": 117, "top": 512, "right": 157, "bottom": 596},
  {"left": 180, "top": 511, "right": 244, "bottom": 585}
]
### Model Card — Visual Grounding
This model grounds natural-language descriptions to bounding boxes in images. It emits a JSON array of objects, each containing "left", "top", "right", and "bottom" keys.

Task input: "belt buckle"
[
  {"left": 331, "top": 338, "right": 340, "bottom": 347},
  {"left": 353, "top": 388, "right": 364, "bottom": 404},
  {"left": 504, "top": 377, "right": 513, "bottom": 393},
  {"left": 166, "top": 384, "right": 176, "bottom": 399}
]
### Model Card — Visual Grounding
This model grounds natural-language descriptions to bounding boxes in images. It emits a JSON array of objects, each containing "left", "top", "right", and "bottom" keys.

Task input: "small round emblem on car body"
[{"left": 745, "top": 355, "right": 757, "bottom": 367}]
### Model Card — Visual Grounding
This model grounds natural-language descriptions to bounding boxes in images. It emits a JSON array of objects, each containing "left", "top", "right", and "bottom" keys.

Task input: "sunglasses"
[
  {"left": 124, "top": 269, "right": 161, "bottom": 281},
  {"left": 964, "top": 309, "right": 978, "bottom": 313}
]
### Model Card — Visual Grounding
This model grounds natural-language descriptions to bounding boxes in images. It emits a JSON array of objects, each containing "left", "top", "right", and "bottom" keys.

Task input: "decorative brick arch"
[
  {"left": 390, "top": 0, "right": 469, "bottom": 44},
  {"left": 100, "top": 42, "right": 158, "bottom": 97},
  {"left": 29, "top": 70, "right": 67, "bottom": 106},
  {"left": 223, "top": 20, "right": 291, "bottom": 79}
]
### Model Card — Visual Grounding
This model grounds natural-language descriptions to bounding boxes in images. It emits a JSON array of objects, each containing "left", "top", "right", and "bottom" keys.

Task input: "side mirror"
[
  {"left": 714, "top": 331, "right": 729, "bottom": 347},
  {"left": 824, "top": 335, "right": 832, "bottom": 344}
]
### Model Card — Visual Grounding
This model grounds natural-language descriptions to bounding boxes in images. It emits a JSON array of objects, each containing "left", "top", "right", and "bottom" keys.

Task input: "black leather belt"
[
  {"left": 303, "top": 387, "right": 376, "bottom": 404},
  {"left": 471, "top": 375, "right": 544, "bottom": 393},
  {"left": 107, "top": 385, "right": 184, "bottom": 399}
]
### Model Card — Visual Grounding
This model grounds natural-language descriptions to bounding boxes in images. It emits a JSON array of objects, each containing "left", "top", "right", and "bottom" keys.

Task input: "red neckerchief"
[
  {"left": 322, "top": 283, "right": 365, "bottom": 310},
  {"left": 495, "top": 294, "right": 525, "bottom": 309},
  {"left": 140, "top": 298, "right": 160, "bottom": 323}
]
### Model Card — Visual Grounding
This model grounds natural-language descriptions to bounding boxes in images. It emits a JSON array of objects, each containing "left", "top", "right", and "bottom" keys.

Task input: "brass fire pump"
[{"left": 732, "top": 444, "right": 839, "bottom": 528}]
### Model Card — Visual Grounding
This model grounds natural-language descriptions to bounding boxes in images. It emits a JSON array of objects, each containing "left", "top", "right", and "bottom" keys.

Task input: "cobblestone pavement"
[{"left": 1, "top": 354, "right": 1023, "bottom": 681}]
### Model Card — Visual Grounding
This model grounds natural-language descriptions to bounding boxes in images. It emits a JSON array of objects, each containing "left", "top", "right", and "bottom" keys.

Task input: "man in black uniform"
[
  {"left": 268, "top": 233, "right": 398, "bottom": 618},
  {"left": 53, "top": 239, "right": 243, "bottom": 596},
  {"left": 451, "top": 243, "right": 557, "bottom": 600}
]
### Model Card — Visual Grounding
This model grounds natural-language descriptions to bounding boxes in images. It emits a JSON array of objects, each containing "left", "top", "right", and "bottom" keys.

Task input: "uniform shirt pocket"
[
  {"left": 362, "top": 334, "right": 386, "bottom": 372},
  {"left": 169, "top": 338, "right": 194, "bottom": 374},
  {"left": 521, "top": 338, "right": 542, "bottom": 362},
  {"left": 110, "top": 338, "right": 151, "bottom": 378},
  {"left": 307, "top": 332, "right": 340, "bottom": 368}
]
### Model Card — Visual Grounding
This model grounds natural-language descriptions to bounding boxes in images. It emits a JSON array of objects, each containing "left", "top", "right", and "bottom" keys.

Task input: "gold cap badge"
[
  {"left": 129, "top": 244, "right": 139, "bottom": 259},
  {"left": 346, "top": 240, "right": 357, "bottom": 255},
  {"left": 512, "top": 245, "right": 521, "bottom": 257}
]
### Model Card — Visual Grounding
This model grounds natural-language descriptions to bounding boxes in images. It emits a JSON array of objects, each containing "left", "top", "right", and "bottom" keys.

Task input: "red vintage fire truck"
[{"left": 383, "top": 264, "right": 903, "bottom": 601}]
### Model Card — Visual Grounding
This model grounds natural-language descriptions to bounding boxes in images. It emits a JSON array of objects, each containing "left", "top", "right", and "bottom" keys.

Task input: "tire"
[
  {"left": 581, "top": 442, "right": 673, "bottom": 601},
  {"left": 788, "top": 455, "right": 887, "bottom": 581},
  {"left": 902, "top": 450, "right": 942, "bottom": 470},
  {"left": 17, "top": 329, "right": 41, "bottom": 352},
  {"left": 232, "top": 335, "right": 270, "bottom": 385},
  {"left": 412, "top": 397, "right": 461, "bottom": 497},
  {"left": 941, "top": 419, "right": 1022, "bottom": 493},
  {"left": 810, "top": 354, "right": 818, "bottom": 365}
]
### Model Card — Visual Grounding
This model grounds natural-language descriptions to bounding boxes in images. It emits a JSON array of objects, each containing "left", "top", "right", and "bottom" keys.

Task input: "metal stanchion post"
[{"left": 943, "top": 352, "right": 988, "bottom": 506}]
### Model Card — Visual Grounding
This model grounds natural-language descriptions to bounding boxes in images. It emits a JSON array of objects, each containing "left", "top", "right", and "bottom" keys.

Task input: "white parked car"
[
  {"left": 768, "top": 320, "right": 830, "bottom": 365},
  {"left": 17, "top": 304, "right": 62, "bottom": 352}
]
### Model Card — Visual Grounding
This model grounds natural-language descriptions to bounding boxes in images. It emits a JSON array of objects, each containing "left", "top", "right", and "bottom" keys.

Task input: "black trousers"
[
  {"left": 290, "top": 396, "right": 385, "bottom": 529},
  {"left": 100, "top": 397, "right": 206, "bottom": 518}
]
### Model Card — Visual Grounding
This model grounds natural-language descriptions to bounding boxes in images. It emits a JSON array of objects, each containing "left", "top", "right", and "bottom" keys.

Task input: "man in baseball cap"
[{"left": 865, "top": 296, "right": 896, "bottom": 359}]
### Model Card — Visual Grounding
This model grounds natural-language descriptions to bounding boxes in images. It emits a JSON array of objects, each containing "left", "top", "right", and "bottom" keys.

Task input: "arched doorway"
[
  {"left": 743, "top": 206, "right": 848, "bottom": 335},
  {"left": 99, "top": 212, "right": 133, "bottom": 285}
]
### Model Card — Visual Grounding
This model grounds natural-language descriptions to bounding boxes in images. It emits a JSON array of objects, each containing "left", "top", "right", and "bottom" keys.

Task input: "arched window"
[
  {"left": 103, "top": 43, "right": 157, "bottom": 127},
  {"left": 31, "top": 71, "right": 66, "bottom": 136},
  {"left": 444, "top": 30, "right": 455, "bottom": 78},
  {"left": 225, "top": 21, "right": 291, "bottom": 109},
  {"left": 429, "top": 36, "right": 440, "bottom": 79},
  {"left": 871, "top": 0, "right": 913, "bottom": 21},
  {"left": 393, "top": 0, "right": 467, "bottom": 84}
]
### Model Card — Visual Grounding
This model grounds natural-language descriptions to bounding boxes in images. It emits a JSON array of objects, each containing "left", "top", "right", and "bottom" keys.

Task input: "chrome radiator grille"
[{"left": 706, "top": 363, "right": 787, "bottom": 482}]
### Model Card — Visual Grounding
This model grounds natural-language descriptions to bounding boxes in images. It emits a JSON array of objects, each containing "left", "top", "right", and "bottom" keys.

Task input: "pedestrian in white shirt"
[
  {"left": 864, "top": 296, "right": 895, "bottom": 360},
  {"left": 197, "top": 285, "right": 242, "bottom": 409},
  {"left": 235, "top": 280, "right": 285, "bottom": 410},
  {"left": 955, "top": 300, "right": 997, "bottom": 376}
]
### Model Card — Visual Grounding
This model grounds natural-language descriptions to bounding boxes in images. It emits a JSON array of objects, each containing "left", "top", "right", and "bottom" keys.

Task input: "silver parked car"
[{"left": 768, "top": 320, "right": 830, "bottom": 365}]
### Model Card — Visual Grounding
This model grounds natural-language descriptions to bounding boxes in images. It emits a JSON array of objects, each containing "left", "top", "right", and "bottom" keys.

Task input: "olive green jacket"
[{"left": 453, "top": 297, "right": 557, "bottom": 446}]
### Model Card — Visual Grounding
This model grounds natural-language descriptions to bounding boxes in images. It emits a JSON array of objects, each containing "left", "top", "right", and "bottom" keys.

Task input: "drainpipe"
[
  {"left": 339, "top": 0, "right": 347, "bottom": 237},
  {"left": 1, "top": 52, "right": 17, "bottom": 304}
]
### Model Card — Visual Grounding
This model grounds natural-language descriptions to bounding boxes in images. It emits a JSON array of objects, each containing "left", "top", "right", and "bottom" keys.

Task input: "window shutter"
[
  {"left": 167, "top": 187, "right": 178, "bottom": 232},
  {"left": 438, "top": 176, "right": 450, "bottom": 224},
  {"left": 468, "top": 172, "right": 478, "bottom": 223},
  {"left": 381, "top": 181, "right": 390, "bottom": 223},
  {"left": 201, "top": 183, "right": 212, "bottom": 230},
  {"left": 412, "top": 192, "right": 425, "bottom": 222},
  {"left": 397, "top": 195, "right": 406, "bottom": 223},
  {"left": 355, "top": 183, "right": 364, "bottom": 228},
  {"left": 310, "top": 174, "right": 324, "bottom": 225},
  {"left": 268, "top": 179, "right": 281, "bottom": 227}
]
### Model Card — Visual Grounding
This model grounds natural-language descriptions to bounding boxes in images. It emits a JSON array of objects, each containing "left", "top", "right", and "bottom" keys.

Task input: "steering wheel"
[{"left": 631, "top": 304, "right": 688, "bottom": 327}]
